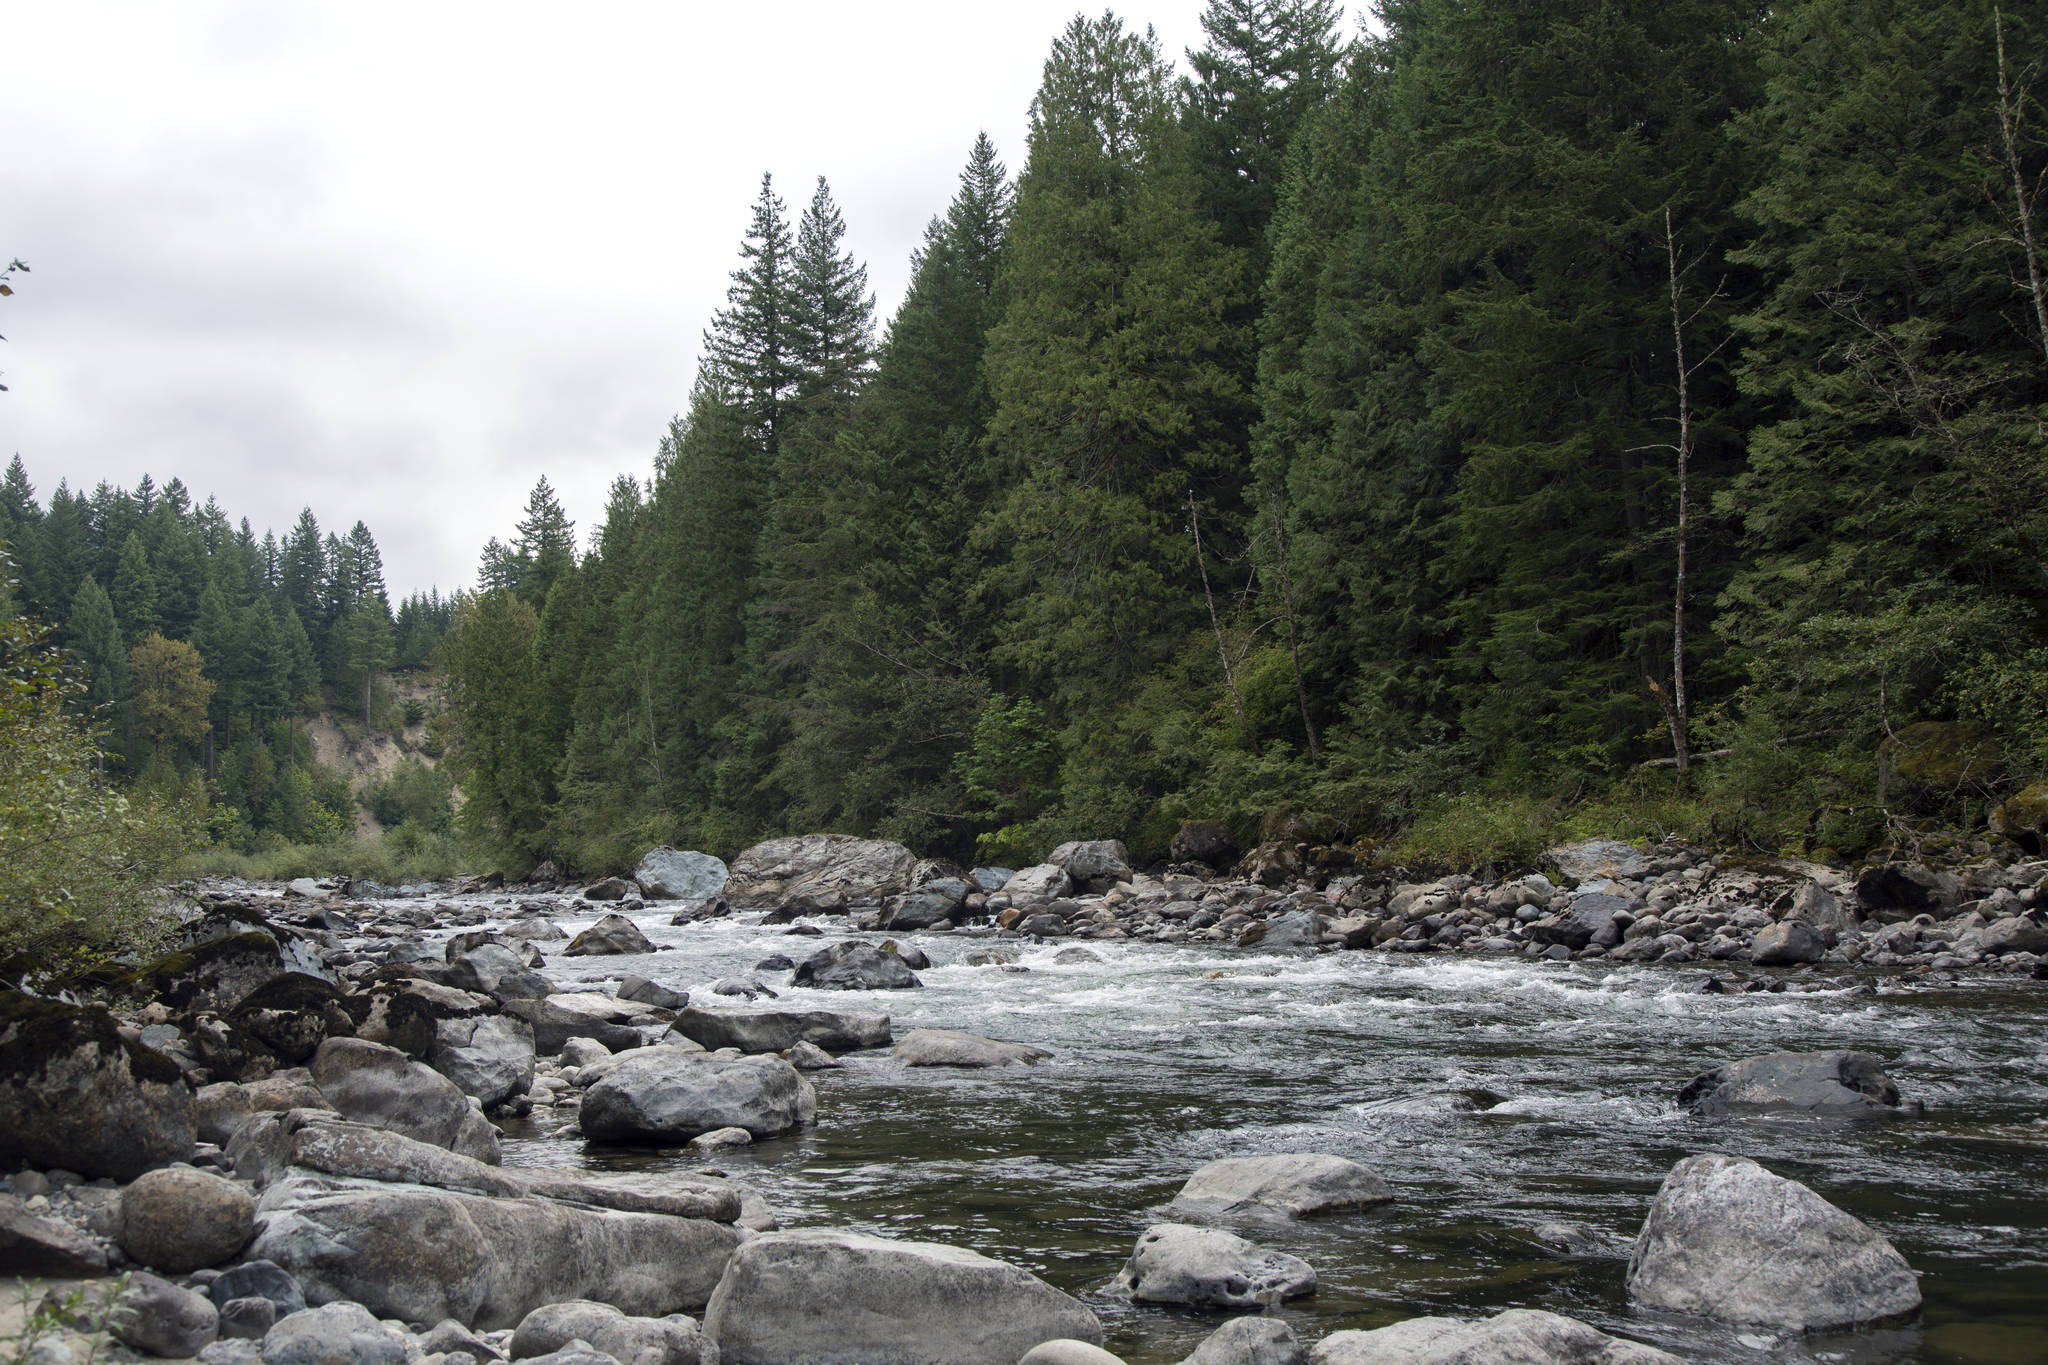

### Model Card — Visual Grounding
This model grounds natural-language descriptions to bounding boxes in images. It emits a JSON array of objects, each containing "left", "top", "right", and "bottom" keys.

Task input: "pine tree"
[
  {"left": 66, "top": 575, "right": 128, "bottom": 717},
  {"left": 789, "top": 176, "right": 876, "bottom": 403},
  {"left": 110, "top": 531, "right": 160, "bottom": 649},
  {"left": 703, "top": 174, "right": 800, "bottom": 459},
  {"left": 509, "top": 476, "right": 576, "bottom": 607}
]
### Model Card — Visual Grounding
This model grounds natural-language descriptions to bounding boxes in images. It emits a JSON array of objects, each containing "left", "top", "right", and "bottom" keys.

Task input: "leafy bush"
[
  {"left": 366, "top": 758, "right": 455, "bottom": 832},
  {"left": 1388, "top": 792, "right": 1551, "bottom": 875}
]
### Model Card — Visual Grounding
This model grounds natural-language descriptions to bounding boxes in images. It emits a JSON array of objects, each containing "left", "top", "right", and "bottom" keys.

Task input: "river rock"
[
  {"left": 565, "top": 913, "right": 656, "bottom": 957},
  {"left": 216, "top": 1295, "right": 276, "bottom": 1339},
  {"left": 447, "top": 942, "right": 554, "bottom": 1000},
  {"left": 193, "top": 1073, "right": 334, "bottom": 1146},
  {"left": 225, "top": 974, "right": 358, "bottom": 1065},
  {"left": 1181, "top": 1317, "right": 1307, "bottom": 1365},
  {"left": 249, "top": 1172, "right": 743, "bottom": 1328},
  {"left": 881, "top": 881, "right": 969, "bottom": 930},
  {"left": 1679, "top": 1050, "right": 1902, "bottom": 1117},
  {"left": 0, "top": 1197, "right": 110, "bottom": 1275},
  {"left": 1750, "top": 920, "right": 1827, "bottom": 965},
  {"left": 502, "top": 916, "right": 569, "bottom": 942},
  {"left": 1788, "top": 881, "right": 1854, "bottom": 935},
  {"left": 1116, "top": 1224, "right": 1316, "bottom": 1308},
  {"left": 81, "top": 1270, "right": 220, "bottom": 1357},
  {"left": 1171, "top": 820, "right": 1238, "bottom": 869},
  {"left": 703, "top": 1228, "right": 1103, "bottom": 1365},
  {"left": 584, "top": 877, "right": 636, "bottom": 902},
  {"left": 0, "top": 991, "right": 195, "bottom": 1180},
  {"left": 1048, "top": 840, "right": 1133, "bottom": 892},
  {"left": 344, "top": 981, "right": 442, "bottom": 1057},
  {"left": 1980, "top": 913, "right": 2048, "bottom": 955},
  {"left": 510, "top": 1299, "right": 699, "bottom": 1365},
  {"left": 1169, "top": 1154, "right": 1393, "bottom": 1220},
  {"left": 120, "top": 1165, "right": 255, "bottom": 1272},
  {"left": 1003, "top": 865, "right": 1075, "bottom": 901},
  {"left": 1020, "top": 1343, "right": 1127, "bottom": 1365},
  {"left": 117, "top": 932, "right": 297, "bottom": 1014},
  {"left": 579, "top": 1041, "right": 708, "bottom": 1087},
  {"left": 581, "top": 1052, "right": 815, "bottom": 1143},
  {"left": 308, "top": 1037, "right": 501, "bottom": 1162},
  {"left": 666, "top": 1004, "right": 890, "bottom": 1054},
  {"left": 504, "top": 992, "right": 669, "bottom": 1054},
  {"left": 208, "top": 1260, "right": 307, "bottom": 1316},
  {"left": 619, "top": 975, "right": 689, "bottom": 1010},
  {"left": 790, "top": 941, "right": 921, "bottom": 990},
  {"left": 1238, "top": 909, "right": 1321, "bottom": 951},
  {"left": 892, "top": 1028, "right": 1051, "bottom": 1067},
  {"left": 723, "top": 834, "right": 919, "bottom": 913},
  {"left": 635, "top": 847, "right": 730, "bottom": 901},
  {"left": 1626, "top": 1152, "right": 1921, "bottom": 1330},
  {"left": 1545, "top": 840, "right": 1650, "bottom": 886},
  {"left": 430, "top": 1012, "right": 537, "bottom": 1107},
  {"left": 261, "top": 1302, "right": 407, "bottom": 1365},
  {"left": 1309, "top": 1309, "right": 1679, "bottom": 1365},
  {"left": 1531, "top": 893, "right": 1634, "bottom": 952}
]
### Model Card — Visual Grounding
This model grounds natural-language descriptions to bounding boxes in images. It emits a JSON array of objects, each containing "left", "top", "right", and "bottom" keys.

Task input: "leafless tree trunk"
[
  {"left": 1265, "top": 493, "right": 1321, "bottom": 768},
  {"left": 1189, "top": 491, "right": 1255, "bottom": 752},
  {"left": 1996, "top": 7, "right": 2048, "bottom": 366},
  {"left": 1663, "top": 206, "right": 1694, "bottom": 777}
]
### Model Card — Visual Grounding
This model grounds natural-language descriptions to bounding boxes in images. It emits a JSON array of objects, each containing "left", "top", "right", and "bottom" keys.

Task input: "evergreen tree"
[
  {"left": 703, "top": 174, "right": 800, "bottom": 459},
  {"left": 790, "top": 176, "right": 876, "bottom": 403},
  {"left": 509, "top": 476, "right": 576, "bottom": 607},
  {"left": 278, "top": 509, "right": 326, "bottom": 624},
  {"left": 110, "top": 531, "right": 160, "bottom": 649},
  {"left": 66, "top": 575, "right": 128, "bottom": 718}
]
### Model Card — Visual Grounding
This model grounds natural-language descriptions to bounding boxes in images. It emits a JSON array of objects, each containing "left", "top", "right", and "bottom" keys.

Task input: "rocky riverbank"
[{"left": 2, "top": 831, "right": 2042, "bottom": 1364}]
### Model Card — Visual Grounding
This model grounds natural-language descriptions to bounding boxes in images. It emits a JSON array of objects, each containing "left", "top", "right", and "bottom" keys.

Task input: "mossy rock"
[
  {"left": 1882, "top": 721, "right": 2002, "bottom": 787},
  {"left": 227, "top": 973, "right": 359, "bottom": 1065},
  {"left": 112, "top": 932, "right": 288, "bottom": 1014},
  {"left": 1990, "top": 783, "right": 2048, "bottom": 853},
  {"left": 0, "top": 990, "right": 195, "bottom": 1178}
]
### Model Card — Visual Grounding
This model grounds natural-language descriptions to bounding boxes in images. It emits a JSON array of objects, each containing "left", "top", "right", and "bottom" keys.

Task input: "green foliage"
[
  {"left": 1389, "top": 793, "right": 1551, "bottom": 876},
  {"left": 182, "top": 828, "right": 470, "bottom": 883},
  {"left": 365, "top": 757, "right": 454, "bottom": 832}
]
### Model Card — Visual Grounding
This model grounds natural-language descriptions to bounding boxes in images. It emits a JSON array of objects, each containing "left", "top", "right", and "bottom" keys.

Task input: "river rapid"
[{"left": 451, "top": 898, "right": 2048, "bottom": 1365}]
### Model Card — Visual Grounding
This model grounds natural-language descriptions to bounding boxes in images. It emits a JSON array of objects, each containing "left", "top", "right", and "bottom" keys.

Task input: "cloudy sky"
[{"left": 0, "top": 0, "right": 1317, "bottom": 598}]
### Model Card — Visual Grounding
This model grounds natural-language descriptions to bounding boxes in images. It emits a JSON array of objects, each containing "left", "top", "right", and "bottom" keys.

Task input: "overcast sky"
[{"left": 0, "top": 1, "right": 1331, "bottom": 598}]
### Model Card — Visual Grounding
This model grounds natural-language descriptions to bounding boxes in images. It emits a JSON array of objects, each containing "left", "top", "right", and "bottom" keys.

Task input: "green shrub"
[
  {"left": 366, "top": 759, "right": 455, "bottom": 832},
  {"left": 1389, "top": 792, "right": 1551, "bottom": 875}
]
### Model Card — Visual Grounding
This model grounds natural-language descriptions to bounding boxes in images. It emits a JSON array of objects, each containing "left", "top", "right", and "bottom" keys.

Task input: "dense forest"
[
  {"left": 0, "top": 466, "right": 455, "bottom": 851},
  {"left": 438, "top": 0, "right": 2048, "bottom": 875}
]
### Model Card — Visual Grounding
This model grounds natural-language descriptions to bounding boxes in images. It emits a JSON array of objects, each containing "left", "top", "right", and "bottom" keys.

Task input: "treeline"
[
  {"left": 0, "top": 463, "right": 455, "bottom": 847},
  {"left": 445, "top": 0, "right": 2048, "bottom": 874}
]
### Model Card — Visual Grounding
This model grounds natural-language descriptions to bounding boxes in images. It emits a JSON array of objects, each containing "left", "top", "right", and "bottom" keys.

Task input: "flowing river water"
[{"left": 445, "top": 898, "right": 2048, "bottom": 1365}]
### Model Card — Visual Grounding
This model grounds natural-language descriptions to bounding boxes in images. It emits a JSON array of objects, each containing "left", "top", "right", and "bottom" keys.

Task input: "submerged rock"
[
  {"left": 1309, "top": 1308, "right": 1679, "bottom": 1365},
  {"left": 580, "top": 1051, "right": 815, "bottom": 1143},
  {"left": 704, "top": 1228, "right": 1102, "bottom": 1365},
  {"left": 1679, "top": 1050, "right": 1904, "bottom": 1118},
  {"left": 1169, "top": 1153, "right": 1393, "bottom": 1220},
  {"left": 892, "top": 1028, "right": 1051, "bottom": 1067},
  {"left": 1626, "top": 1152, "right": 1921, "bottom": 1330},
  {"left": 790, "top": 941, "right": 921, "bottom": 991},
  {"left": 1116, "top": 1224, "right": 1316, "bottom": 1308}
]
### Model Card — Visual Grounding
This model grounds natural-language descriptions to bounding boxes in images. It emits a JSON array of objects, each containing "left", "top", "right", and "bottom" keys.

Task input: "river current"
[{"left": 450, "top": 899, "right": 2048, "bottom": 1365}]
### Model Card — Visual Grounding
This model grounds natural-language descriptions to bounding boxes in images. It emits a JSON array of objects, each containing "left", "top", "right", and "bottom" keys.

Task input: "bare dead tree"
[
  {"left": 1188, "top": 490, "right": 1255, "bottom": 752},
  {"left": 1996, "top": 7, "right": 2048, "bottom": 366}
]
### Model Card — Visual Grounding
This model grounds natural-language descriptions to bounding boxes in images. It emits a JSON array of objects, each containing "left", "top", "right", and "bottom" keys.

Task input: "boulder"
[
  {"left": 1980, "top": 913, "right": 2048, "bottom": 956},
  {"left": 578, "top": 1042, "right": 710, "bottom": 1088},
  {"left": 584, "top": 877, "right": 636, "bottom": 902},
  {"left": 703, "top": 1229, "right": 1102, "bottom": 1365},
  {"left": 892, "top": 1029, "right": 1051, "bottom": 1067},
  {"left": 447, "top": 942, "right": 554, "bottom": 999},
  {"left": 1238, "top": 910, "right": 1321, "bottom": 951},
  {"left": 1309, "top": 1309, "right": 1679, "bottom": 1365},
  {"left": 1531, "top": 893, "right": 1635, "bottom": 952},
  {"left": 723, "top": 834, "right": 920, "bottom": 913},
  {"left": 1048, "top": 840, "right": 1133, "bottom": 891},
  {"left": 1021, "top": 1343, "right": 1126, "bottom": 1365},
  {"left": 430, "top": 1012, "right": 538, "bottom": 1107},
  {"left": 193, "top": 1073, "right": 334, "bottom": 1147},
  {"left": 666, "top": 1004, "right": 890, "bottom": 1054},
  {"left": 308, "top": 1037, "right": 501, "bottom": 1162},
  {"left": 1115, "top": 1224, "right": 1316, "bottom": 1308},
  {"left": 1678, "top": 1050, "right": 1903, "bottom": 1118},
  {"left": 0, "top": 991, "right": 194, "bottom": 1180},
  {"left": 208, "top": 1260, "right": 307, "bottom": 1317},
  {"left": 1002, "top": 865, "right": 1074, "bottom": 901},
  {"left": 1990, "top": 782, "right": 2048, "bottom": 851},
  {"left": 881, "top": 881, "right": 969, "bottom": 931},
  {"left": 1854, "top": 864, "right": 1942, "bottom": 921},
  {"left": 343, "top": 981, "right": 443, "bottom": 1056},
  {"left": 260, "top": 1302, "right": 408, "bottom": 1365},
  {"left": 618, "top": 975, "right": 690, "bottom": 1011},
  {"left": 217, "top": 1295, "right": 277, "bottom": 1339},
  {"left": 562, "top": 1036, "right": 614, "bottom": 1068},
  {"left": 1170, "top": 820, "right": 1238, "bottom": 869},
  {"left": 1181, "top": 1317, "right": 1307, "bottom": 1365},
  {"left": 225, "top": 974, "right": 357, "bottom": 1065},
  {"left": 1788, "top": 881, "right": 1855, "bottom": 935},
  {"left": 1751, "top": 920, "right": 1827, "bottom": 966},
  {"left": 1545, "top": 840, "right": 1650, "bottom": 885},
  {"left": 248, "top": 1172, "right": 744, "bottom": 1329},
  {"left": 503, "top": 992, "right": 671, "bottom": 1054},
  {"left": 1169, "top": 1154, "right": 1393, "bottom": 1220},
  {"left": 120, "top": 1165, "right": 256, "bottom": 1272},
  {"left": 0, "top": 1197, "right": 110, "bottom": 1275},
  {"left": 114, "top": 932, "right": 297, "bottom": 1014},
  {"left": 635, "top": 847, "right": 730, "bottom": 901},
  {"left": 1626, "top": 1152, "right": 1921, "bottom": 1330},
  {"left": 510, "top": 1299, "right": 700, "bottom": 1365},
  {"left": 89, "top": 1270, "right": 220, "bottom": 1358},
  {"left": 581, "top": 1052, "right": 815, "bottom": 1144},
  {"left": 502, "top": 916, "right": 570, "bottom": 942},
  {"left": 790, "top": 941, "right": 921, "bottom": 991},
  {"left": 565, "top": 913, "right": 656, "bottom": 957}
]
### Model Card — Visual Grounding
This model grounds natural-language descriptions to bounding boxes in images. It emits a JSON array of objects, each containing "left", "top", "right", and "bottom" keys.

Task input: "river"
[{"left": 461, "top": 899, "right": 2048, "bottom": 1365}]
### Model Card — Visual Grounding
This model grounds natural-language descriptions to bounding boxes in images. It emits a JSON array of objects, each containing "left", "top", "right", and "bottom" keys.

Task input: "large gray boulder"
[
  {"left": 260, "top": 1302, "right": 407, "bottom": 1365},
  {"left": 581, "top": 1052, "right": 815, "bottom": 1144},
  {"left": 892, "top": 1028, "right": 1051, "bottom": 1067},
  {"left": 1115, "top": 1224, "right": 1316, "bottom": 1308},
  {"left": 248, "top": 1172, "right": 743, "bottom": 1329},
  {"left": 1309, "top": 1309, "right": 1680, "bottom": 1365},
  {"left": 1169, "top": 1154, "right": 1393, "bottom": 1220},
  {"left": 446, "top": 942, "right": 553, "bottom": 999},
  {"left": 1678, "top": 1050, "right": 1903, "bottom": 1118},
  {"left": 1544, "top": 840, "right": 1651, "bottom": 885},
  {"left": 566, "top": 912, "right": 657, "bottom": 957},
  {"left": 510, "top": 1299, "right": 700, "bottom": 1365},
  {"left": 1047, "top": 840, "right": 1133, "bottom": 891},
  {"left": 881, "top": 880, "right": 971, "bottom": 930},
  {"left": 790, "top": 941, "right": 921, "bottom": 991},
  {"left": 666, "top": 1004, "right": 890, "bottom": 1054},
  {"left": 120, "top": 1165, "right": 256, "bottom": 1273},
  {"left": 0, "top": 991, "right": 194, "bottom": 1180},
  {"left": 95, "top": 1270, "right": 220, "bottom": 1357},
  {"left": 118, "top": 932, "right": 299, "bottom": 1014},
  {"left": 635, "top": 848, "right": 730, "bottom": 901},
  {"left": 723, "top": 835, "right": 920, "bottom": 913},
  {"left": 1979, "top": 914, "right": 2048, "bottom": 955},
  {"left": 308, "top": 1037, "right": 501, "bottom": 1163},
  {"left": 1750, "top": 920, "right": 1828, "bottom": 965},
  {"left": 1531, "top": 893, "right": 1635, "bottom": 952},
  {"left": 430, "top": 1011, "right": 537, "bottom": 1107},
  {"left": 193, "top": 1073, "right": 334, "bottom": 1147},
  {"left": 504, "top": 991, "right": 672, "bottom": 1054},
  {"left": 703, "top": 1229, "right": 1102, "bottom": 1365},
  {"left": 1626, "top": 1152, "right": 1921, "bottom": 1330},
  {"left": 1003, "top": 865, "right": 1074, "bottom": 901},
  {"left": 226, "top": 974, "right": 358, "bottom": 1065},
  {"left": 1181, "top": 1317, "right": 1307, "bottom": 1365}
]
